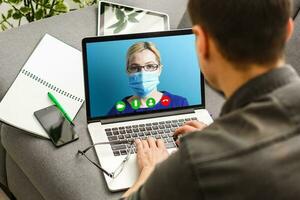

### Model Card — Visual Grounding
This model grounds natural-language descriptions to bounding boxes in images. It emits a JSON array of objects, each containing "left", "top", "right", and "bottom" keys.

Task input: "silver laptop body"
[{"left": 82, "top": 29, "right": 213, "bottom": 191}]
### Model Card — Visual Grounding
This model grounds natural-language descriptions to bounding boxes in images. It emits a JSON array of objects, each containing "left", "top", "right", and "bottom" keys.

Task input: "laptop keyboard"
[{"left": 104, "top": 117, "right": 197, "bottom": 156}]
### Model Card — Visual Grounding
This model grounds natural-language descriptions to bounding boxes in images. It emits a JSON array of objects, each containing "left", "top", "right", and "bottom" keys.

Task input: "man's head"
[{"left": 188, "top": 0, "right": 294, "bottom": 95}]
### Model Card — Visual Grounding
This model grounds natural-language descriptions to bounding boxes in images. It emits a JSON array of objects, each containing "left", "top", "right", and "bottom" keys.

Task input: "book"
[{"left": 0, "top": 34, "right": 85, "bottom": 139}]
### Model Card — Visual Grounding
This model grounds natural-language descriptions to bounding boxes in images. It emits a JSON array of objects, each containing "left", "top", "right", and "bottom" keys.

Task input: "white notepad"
[{"left": 0, "top": 34, "right": 85, "bottom": 139}]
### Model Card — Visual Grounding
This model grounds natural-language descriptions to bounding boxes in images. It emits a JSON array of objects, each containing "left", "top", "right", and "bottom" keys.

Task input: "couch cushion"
[
  {"left": 0, "top": 2, "right": 191, "bottom": 200},
  {"left": 178, "top": 10, "right": 192, "bottom": 29},
  {"left": 286, "top": 12, "right": 300, "bottom": 74},
  {"left": 294, "top": 0, "right": 300, "bottom": 18}
]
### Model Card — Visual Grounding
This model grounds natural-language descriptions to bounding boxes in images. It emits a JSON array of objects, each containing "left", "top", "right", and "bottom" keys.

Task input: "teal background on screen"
[{"left": 86, "top": 34, "right": 202, "bottom": 118}]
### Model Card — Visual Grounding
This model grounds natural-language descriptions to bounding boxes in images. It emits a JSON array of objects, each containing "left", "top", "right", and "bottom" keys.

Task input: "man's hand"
[
  {"left": 174, "top": 120, "right": 207, "bottom": 145},
  {"left": 135, "top": 137, "right": 169, "bottom": 172},
  {"left": 123, "top": 137, "right": 169, "bottom": 198}
]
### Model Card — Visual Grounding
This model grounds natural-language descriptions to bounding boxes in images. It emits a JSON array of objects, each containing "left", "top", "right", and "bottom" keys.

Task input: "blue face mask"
[{"left": 128, "top": 71, "right": 160, "bottom": 98}]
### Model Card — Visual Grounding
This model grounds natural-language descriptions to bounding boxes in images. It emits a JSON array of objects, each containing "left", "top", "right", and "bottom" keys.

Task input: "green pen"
[{"left": 47, "top": 92, "right": 75, "bottom": 126}]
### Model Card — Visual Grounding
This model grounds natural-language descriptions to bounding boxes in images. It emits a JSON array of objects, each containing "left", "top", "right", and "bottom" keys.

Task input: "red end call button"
[{"left": 161, "top": 96, "right": 171, "bottom": 107}]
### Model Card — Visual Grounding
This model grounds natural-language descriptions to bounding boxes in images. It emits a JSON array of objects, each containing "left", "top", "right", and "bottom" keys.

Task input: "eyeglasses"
[
  {"left": 78, "top": 140, "right": 134, "bottom": 179},
  {"left": 127, "top": 64, "right": 160, "bottom": 73}
]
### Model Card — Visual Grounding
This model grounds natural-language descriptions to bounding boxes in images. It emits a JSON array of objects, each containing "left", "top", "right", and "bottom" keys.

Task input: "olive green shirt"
[{"left": 127, "top": 65, "right": 300, "bottom": 200}]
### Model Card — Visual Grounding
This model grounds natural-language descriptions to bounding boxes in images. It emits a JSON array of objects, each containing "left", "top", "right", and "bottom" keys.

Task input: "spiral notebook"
[{"left": 0, "top": 34, "right": 85, "bottom": 139}]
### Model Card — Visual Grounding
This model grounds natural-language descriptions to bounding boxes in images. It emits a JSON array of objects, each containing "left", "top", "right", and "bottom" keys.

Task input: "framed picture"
[{"left": 98, "top": 1, "right": 170, "bottom": 36}]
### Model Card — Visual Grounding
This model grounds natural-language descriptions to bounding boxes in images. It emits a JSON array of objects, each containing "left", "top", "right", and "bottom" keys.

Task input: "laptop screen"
[{"left": 83, "top": 30, "right": 204, "bottom": 121}]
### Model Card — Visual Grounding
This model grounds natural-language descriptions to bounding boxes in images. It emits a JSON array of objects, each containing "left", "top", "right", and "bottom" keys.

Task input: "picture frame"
[{"left": 97, "top": 1, "right": 170, "bottom": 36}]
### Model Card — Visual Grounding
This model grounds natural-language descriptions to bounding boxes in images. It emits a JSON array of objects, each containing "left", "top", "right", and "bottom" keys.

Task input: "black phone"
[{"left": 34, "top": 105, "right": 79, "bottom": 147}]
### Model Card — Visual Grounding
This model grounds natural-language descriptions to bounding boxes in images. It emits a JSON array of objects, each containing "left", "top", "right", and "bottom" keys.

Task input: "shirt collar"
[{"left": 221, "top": 65, "right": 299, "bottom": 115}]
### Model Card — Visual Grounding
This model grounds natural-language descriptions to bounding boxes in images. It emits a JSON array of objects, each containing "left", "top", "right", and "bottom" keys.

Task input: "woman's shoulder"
[
  {"left": 162, "top": 91, "right": 187, "bottom": 101},
  {"left": 121, "top": 95, "right": 133, "bottom": 103}
]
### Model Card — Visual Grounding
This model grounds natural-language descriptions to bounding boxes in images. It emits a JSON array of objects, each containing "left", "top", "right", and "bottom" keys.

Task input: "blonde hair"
[{"left": 126, "top": 42, "right": 161, "bottom": 67}]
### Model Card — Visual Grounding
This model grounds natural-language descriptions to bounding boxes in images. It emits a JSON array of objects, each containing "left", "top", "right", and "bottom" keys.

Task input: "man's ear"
[
  {"left": 192, "top": 25, "right": 209, "bottom": 59},
  {"left": 286, "top": 18, "right": 294, "bottom": 42}
]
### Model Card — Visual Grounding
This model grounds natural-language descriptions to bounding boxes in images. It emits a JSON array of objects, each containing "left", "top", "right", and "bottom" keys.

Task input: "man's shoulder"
[
  {"left": 270, "top": 79, "right": 300, "bottom": 122},
  {"left": 181, "top": 80, "right": 300, "bottom": 165},
  {"left": 163, "top": 91, "right": 187, "bottom": 101}
]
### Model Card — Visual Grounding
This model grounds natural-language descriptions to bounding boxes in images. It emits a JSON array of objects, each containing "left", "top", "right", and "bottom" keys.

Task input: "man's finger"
[
  {"left": 156, "top": 139, "right": 165, "bottom": 149},
  {"left": 142, "top": 139, "right": 149, "bottom": 149},
  {"left": 176, "top": 139, "right": 181, "bottom": 146},
  {"left": 174, "top": 125, "right": 197, "bottom": 137},
  {"left": 185, "top": 120, "right": 207, "bottom": 129},
  {"left": 147, "top": 137, "right": 157, "bottom": 148},
  {"left": 135, "top": 139, "right": 143, "bottom": 152}
]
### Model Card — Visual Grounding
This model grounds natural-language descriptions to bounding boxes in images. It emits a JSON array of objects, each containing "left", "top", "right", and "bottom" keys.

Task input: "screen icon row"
[{"left": 115, "top": 96, "right": 171, "bottom": 112}]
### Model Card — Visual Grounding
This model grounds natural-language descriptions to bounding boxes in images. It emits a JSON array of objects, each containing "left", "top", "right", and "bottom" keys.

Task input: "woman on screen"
[{"left": 108, "top": 42, "right": 189, "bottom": 116}]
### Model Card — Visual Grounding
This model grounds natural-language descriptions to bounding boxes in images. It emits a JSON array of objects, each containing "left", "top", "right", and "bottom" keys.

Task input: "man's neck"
[{"left": 220, "top": 60, "right": 285, "bottom": 98}]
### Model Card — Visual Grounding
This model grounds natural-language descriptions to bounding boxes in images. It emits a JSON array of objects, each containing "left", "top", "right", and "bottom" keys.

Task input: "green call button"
[
  {"left": 146, "top": 98, "right": 156, "bottom": 108},
  {"left": 116, "top": 101, "right": 126, "bottom": 112},
  {"left": 131, "top": 98, "right": 141, "bottom": 110}
]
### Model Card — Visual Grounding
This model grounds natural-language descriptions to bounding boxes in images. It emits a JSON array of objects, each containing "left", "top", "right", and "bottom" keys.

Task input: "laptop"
[{"left": 82, "top": 29, "right": 213, "bottom": 191}]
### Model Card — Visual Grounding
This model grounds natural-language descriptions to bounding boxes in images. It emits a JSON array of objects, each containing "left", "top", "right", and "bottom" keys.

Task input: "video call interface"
[{"left": 86, "top": 34, "right": 203, "bottom": 119}]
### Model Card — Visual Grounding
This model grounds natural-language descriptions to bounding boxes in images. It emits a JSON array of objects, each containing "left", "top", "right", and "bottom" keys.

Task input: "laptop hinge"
[{"left": 101, "top": 108, "right": 196, "bottom": 124}]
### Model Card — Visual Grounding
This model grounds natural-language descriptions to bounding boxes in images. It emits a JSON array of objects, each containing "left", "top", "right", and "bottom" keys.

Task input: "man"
[{"left": 123, "top": 0, "right": 300, "bottom": 199}]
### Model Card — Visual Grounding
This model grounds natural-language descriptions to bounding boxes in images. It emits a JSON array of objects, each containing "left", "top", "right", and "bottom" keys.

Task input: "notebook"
[{"left": 0, "top": 34, "right": 85, "bottom": 139}]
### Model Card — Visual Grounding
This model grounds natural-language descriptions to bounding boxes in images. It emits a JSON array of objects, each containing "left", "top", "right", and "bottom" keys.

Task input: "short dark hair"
[{"left": 188, "top": 0, "right": 292, "bottom": 67}]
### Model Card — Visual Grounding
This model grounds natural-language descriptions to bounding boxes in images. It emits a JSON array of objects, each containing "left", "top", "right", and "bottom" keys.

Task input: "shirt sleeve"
[{"left": 127, "top": 147, "right": 202, "bottom": 200}]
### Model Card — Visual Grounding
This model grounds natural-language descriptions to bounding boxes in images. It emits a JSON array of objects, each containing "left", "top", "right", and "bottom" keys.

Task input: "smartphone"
[{"left": 34, "top": 105, "right": 79, "bottom": 147}]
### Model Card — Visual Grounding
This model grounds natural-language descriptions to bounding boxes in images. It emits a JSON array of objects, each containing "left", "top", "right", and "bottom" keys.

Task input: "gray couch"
[{"left": 0, "top": 1, "right": 299, "bottom": 199}]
